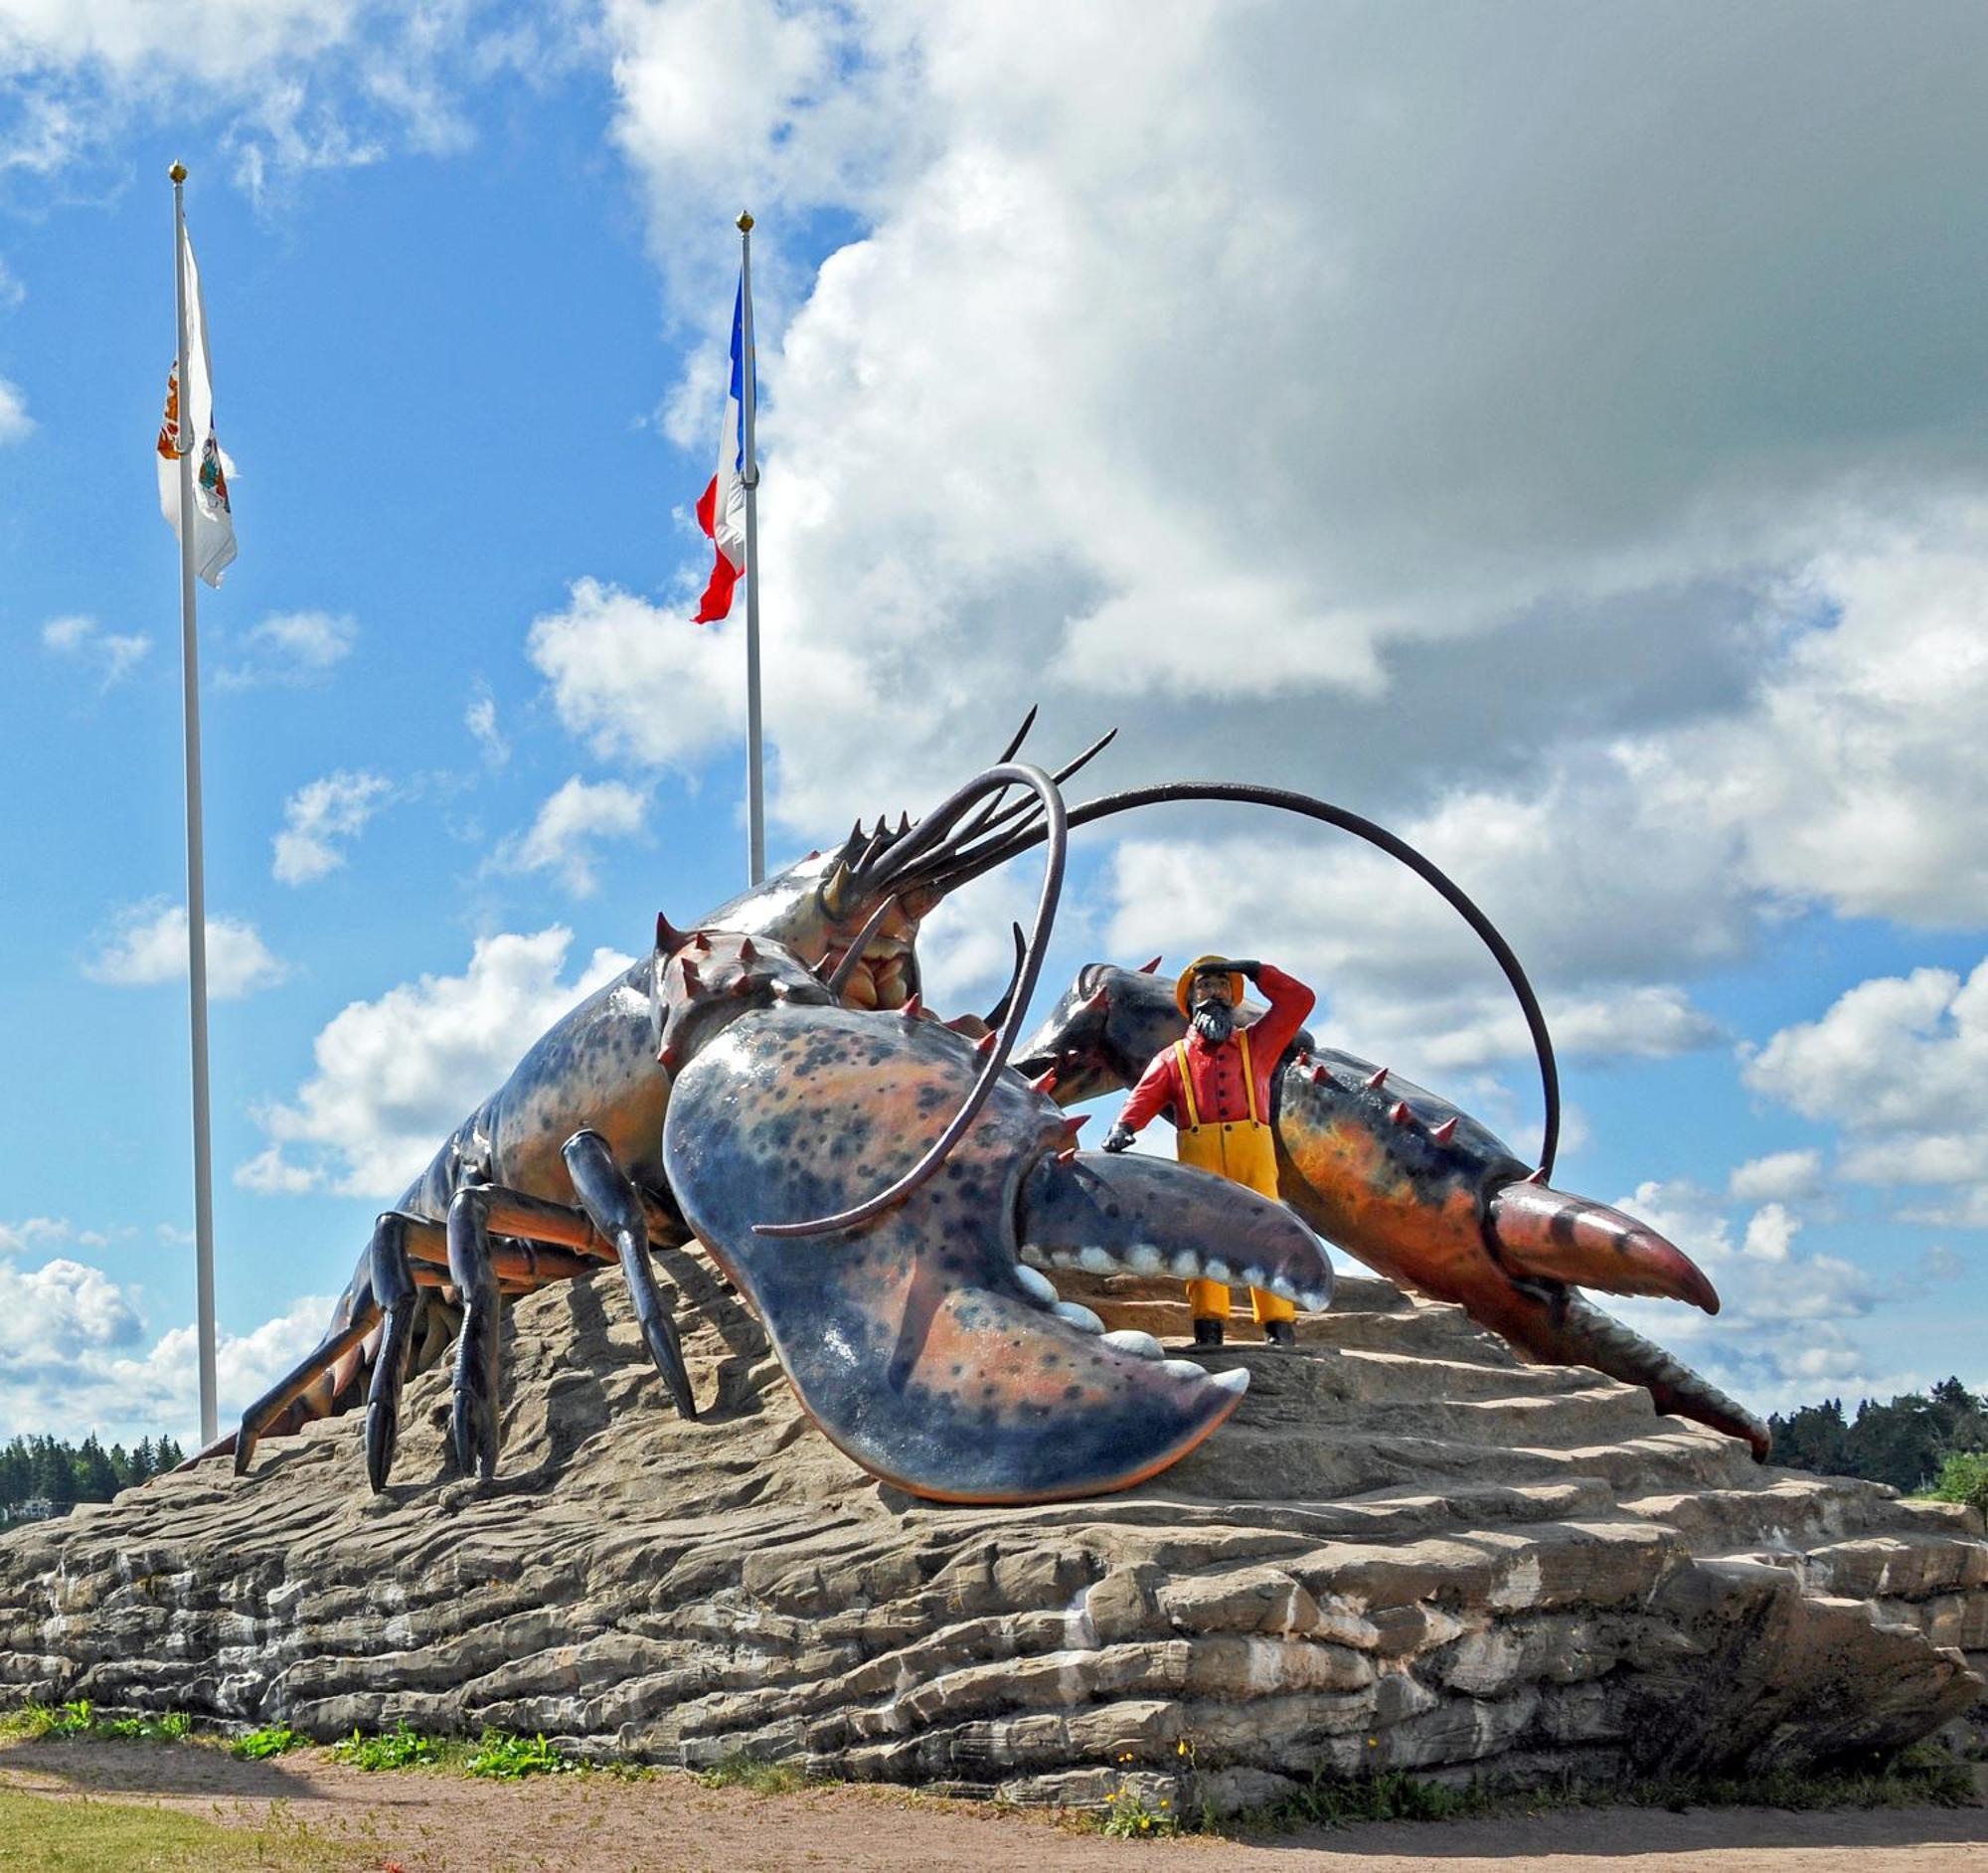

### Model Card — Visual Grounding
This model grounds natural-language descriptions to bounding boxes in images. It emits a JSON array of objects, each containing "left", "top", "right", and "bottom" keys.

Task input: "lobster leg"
[
  {"left": 562, "top": 1129, "right": 698, "bottom": 1420},
  {"left": 365, "top": 1212, "right": 437, "bottom": 1491},
  {"left": 235, "top": 1300, "right": 383, "bottom": 1475}
]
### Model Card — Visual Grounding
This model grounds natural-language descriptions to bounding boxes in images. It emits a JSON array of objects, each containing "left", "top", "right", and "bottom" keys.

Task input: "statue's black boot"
[
  {"left": 1264, "top": 1318, "right": 1297, "bottom": 1348},
  {"left": 1192, "top": 1316, "right": 1226, "bottom": 1349}
]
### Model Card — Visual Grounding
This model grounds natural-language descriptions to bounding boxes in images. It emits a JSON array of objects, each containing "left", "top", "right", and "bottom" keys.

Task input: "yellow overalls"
[{"left": 1172, "top": 1028, "right": 1299, "bottom": 1326}]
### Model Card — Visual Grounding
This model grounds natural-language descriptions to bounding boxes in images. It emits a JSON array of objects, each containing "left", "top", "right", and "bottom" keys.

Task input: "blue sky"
[{"left": 2, "top": 1, "right": 1986, "bottom": 1444}]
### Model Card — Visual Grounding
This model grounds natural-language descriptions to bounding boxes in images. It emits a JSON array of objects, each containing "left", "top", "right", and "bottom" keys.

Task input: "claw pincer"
[{"left": 663, "top": 1005, "right": 1329, "bottom": 1502}]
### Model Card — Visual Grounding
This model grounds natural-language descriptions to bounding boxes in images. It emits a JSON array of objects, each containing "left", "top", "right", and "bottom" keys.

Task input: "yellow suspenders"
[{"left": 1174, "top": 1028, "right": 1258, "bottom": 1127}]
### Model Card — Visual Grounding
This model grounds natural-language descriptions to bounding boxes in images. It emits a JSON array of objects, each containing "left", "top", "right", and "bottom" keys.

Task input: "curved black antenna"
[
  {"left": 980, "top": 922, "right": 1029, "bottom": 1030},
  {"left": 754, "top": 762, "right": 1071, "bottom": 1238},
  {"left": 914, "top": 780, "right": 1562, "bottom": 1182}
]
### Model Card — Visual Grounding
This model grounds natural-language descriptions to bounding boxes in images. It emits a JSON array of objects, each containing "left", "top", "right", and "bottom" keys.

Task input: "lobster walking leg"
[
  {"left": 366, "top": 1211, "right": 435, "bottom": 1491},
  {"left": 235, "top": 1302, "right": 383, "bottom": 1475},
  {"left": 562, "top": 1129, "right": 698, "bottom": 1420}
]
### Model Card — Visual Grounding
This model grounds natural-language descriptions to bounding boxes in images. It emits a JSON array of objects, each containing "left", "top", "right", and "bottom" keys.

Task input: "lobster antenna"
[
  {"left": 754, "top": 761, "right": 1069, "bottom": 1239},
  {"left": 911, "top": 777, "right": 1565, "bottom": 1186},
  {"left": 980, "top": 922, "right": 1028, "bottom": 1030}
]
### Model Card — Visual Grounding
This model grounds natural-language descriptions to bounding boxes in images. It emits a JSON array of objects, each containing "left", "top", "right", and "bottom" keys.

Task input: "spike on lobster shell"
[
  {"left": 1062, "top": 1115, "right": 1088, "bottom": 1142},
  {"left": 805, "top": 848, "right": 821, "bottom": 862},
  {"left": 691, "top": 931, "right": 713, "bottom": 953},
  {"left": 1030, "top": 1067, "right": 1059, "bottom": 1096},
  {"left": 1430, "top": 1116, "right": 1458, "bottom": 1145},
  {"left": 1364, "top": 1065, "right": 1389, "bottom": 1091},
  {"left": 657, "top": 1041, "right": 681, "bottom": 1071},
  {"left": 821, "top": 863, "right": 852, "bottom": 917},
  {"left": 1389, "top": 1100, "right": 1413, "bottom": 1127},
  {"left": 1526, "top": 1164, "right": 1549, "bottom": 1184},
  {"left": 738, "top": 936, "right": 757, "bottom": 964},
  {"left": 655, "top": 912, "right": 688, "bottom": 954},
  {"left": 1137, "top": 955, "right": 1163, "bottom": 974},
  {"left": 1310, "top": 1064, "right": 1328, "bottom": 1085},
  {"left": 901, "top": 993, "right": 922, "bottom": 1019},
  {"left": 680, "top": 959, "right": 705, "bottom": 996},
  {"left": 974, "top": 1028, "right": 999, "bottom": 1055},
  {"left": 898, "top": 811, "right": 911, "bottom": 835},
  {"left": 1083, "top": 986, "right": 1110, "bottom": 1013}
]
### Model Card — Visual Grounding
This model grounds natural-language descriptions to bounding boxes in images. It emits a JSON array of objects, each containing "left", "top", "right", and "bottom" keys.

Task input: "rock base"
[{"left": 1, "top": 1261, "right": 1982, "bottom": 1811}]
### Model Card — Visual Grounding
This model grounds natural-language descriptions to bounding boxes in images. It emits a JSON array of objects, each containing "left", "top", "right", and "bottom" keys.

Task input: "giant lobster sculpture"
[{"left": 223, "top": 718, "right": 1765, "bottom": 1506}]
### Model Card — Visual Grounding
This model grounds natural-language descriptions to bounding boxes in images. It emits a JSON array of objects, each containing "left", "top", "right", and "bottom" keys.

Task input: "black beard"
[{"left": 1191, "top": 1001, "right": 1236, "bottom": 1045}]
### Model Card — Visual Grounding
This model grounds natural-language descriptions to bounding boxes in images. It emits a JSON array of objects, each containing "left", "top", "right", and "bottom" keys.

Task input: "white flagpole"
[
  {"left": 169, "top": 161, "right": 220, "bottom": 1447},
  {"left": 737, "top": 210, "right": 765, "bottom": 886}
]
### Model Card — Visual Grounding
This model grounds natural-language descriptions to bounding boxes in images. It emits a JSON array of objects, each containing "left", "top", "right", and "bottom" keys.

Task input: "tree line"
[
  {"left": 1768, "top": 1376, "right": 1988, "bottom": 1499},
  {"left": 0, "top": 1433, "right": 188, "bottom": 1518}
]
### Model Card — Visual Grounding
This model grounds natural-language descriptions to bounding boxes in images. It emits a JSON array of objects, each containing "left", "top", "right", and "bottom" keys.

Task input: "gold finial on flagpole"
[
  {"left": 169, "top": 161, "right": 188, "bottom": 184},
  {"left": 736, "top": 210, "right": 754, "bottom": 233}
]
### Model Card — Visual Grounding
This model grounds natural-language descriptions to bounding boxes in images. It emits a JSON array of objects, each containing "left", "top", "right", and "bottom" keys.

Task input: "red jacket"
[{"left": 1120, "top": 964, "right": 1315, "bottom": 1133}]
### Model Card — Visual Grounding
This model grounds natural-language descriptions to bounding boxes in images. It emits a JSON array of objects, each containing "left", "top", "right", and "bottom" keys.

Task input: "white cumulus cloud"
[
  {"left": 83, "top": 899, "right": 288, "bottom": 1000},
  {"left": 242, "top": 927, "right": 634, "bottom": 1199},
  {"left": 217, "top": 610, "right": 356, "bottom": 689},
  {"left": 42, "top": 613, "right": 150, "bottom": 686},
  {"left": 0, "top": 1264, "right": 334, "bottom": 1447},
  {"left": 1744, "top": 958, "right": 1988, "bottom": 1225},
  {"left": 0, "top": 374, "right": 31, "bottom": 441},
  {"left": 272, "top": 768, "right": 392, "bottom": 884},
  {"left": 491, "top": 774, "right": 651, "bottom": 898}
]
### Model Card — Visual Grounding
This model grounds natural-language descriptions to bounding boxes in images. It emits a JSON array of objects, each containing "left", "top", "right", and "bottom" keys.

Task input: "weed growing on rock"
[
  {"left": 699, "top": 1752, "right": 809, "bottom": 1794},
  {"left": 331, "top": 1723, "right": 446, "bottom": 1771},
  {"left": 0, "top": 1700, "right": 191, "bottom": 1744},
  {"left": 463, "top": 1730, "right": 580, "bottom": 1780},
  {"left": 230, "top": 1725, "right": 304, "bottom": 1760}
]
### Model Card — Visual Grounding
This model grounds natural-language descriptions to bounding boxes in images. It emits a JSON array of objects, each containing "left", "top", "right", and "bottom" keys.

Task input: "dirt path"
[{"left": 1, "top": 1740, "right": 1984, "bottom": 1872}]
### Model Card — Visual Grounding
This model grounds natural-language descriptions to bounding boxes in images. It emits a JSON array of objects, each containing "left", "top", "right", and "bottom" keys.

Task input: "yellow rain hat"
[{"left": 1175, "top": 955, "right": 1245, "bottom": 1017}]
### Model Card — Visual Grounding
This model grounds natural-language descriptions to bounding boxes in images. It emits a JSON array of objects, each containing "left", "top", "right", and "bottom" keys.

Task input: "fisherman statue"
[{"left": 1102, "top": 955, "right": 1317, "bottom": 1346}]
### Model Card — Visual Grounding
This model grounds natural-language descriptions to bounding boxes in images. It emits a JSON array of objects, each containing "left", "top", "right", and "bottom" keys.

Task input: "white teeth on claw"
[
  {"left": 1054, "top": 1300, "right": 1105, "bottom": 1334},
  {"left": 1211, "top": 1368, "right": 1250, "bottom": 1397},
  {"left": 1100, "top": 1329, "right": 1165, "bottom": 1361},
  {"left": 1127, "top": 1245, "right": 1164, "bottom": 1274},
  {"left": 1077, "top": 1247, "right": 1116, "bottom": 1276},
  {"left": 1016, "top": 1265, "right": 1060, "bottom": 1306},
  {"left": 1161, "top": 1358, "right": 1209, "bottom": 1382},
  {"left": 1169, "top": 1252, "right": 1200, "bottom": 1277}
]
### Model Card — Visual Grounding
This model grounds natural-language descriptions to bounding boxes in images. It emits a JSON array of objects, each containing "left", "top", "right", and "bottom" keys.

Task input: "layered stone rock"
[{"left": 0, "top": 1262, "right": 1980, "bottom": 1811}]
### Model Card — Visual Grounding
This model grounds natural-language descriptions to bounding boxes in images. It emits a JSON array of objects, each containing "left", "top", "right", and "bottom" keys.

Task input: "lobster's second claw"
[
  {"left": 1018, "top": 1149, "right": 1333, "bottom": 1312},
  {"left": 1486, "top": 1180, "right": 1721, "bottom": 1313}
]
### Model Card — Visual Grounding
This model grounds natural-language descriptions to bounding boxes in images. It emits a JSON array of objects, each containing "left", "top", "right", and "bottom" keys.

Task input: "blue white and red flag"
[{"left": 693, "top": 281, "right": 748, "bottom": 622}]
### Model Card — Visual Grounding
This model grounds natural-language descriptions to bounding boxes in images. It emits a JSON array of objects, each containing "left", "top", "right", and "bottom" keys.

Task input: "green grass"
[
  {"left": 697, "top": 1751, "right": 809, "bottom": 1795},
  {"left": 1220, "top": 1747, "right": 1977, "bottom": 1837},
  {"left": 0, "top": 1790, "right": 343, "bottom": 1870},
  {"left": 230, "top": 1724, "right": 305, "bottom": 1761}
]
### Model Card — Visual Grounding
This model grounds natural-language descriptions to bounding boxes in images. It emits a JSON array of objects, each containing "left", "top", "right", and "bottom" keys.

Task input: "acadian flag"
[
  {"left": 156, "top": 224, "right": 237, "bottom": 588},
  {"left": 693, "top": 281, "right": 748, "bottom": 623}
]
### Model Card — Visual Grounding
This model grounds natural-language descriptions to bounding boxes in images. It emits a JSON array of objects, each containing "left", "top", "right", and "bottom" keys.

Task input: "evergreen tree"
[
  {"left": 0, "top": 1438, "right": 30, "bottom": 1507},
  {"left": 130, "top": 1437, "right": 156, "bottom": 1485},
  {"left": 33, "top": 1438, "right": 76, "bottom": 1507},
  {"left": 73, "top": 1435, "right": 118, "bottom": 1503}
]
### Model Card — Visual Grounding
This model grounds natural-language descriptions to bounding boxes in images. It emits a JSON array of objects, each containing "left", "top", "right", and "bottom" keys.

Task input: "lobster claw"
[{"left": 662, "top": 1003, "right": 1271, "bottom": 1502}]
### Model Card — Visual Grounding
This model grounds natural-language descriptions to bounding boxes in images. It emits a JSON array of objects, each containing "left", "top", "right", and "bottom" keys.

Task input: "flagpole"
[
  {"left": 737, "top": 210, "right": 765, "bottom": 887},
  {"left": 169, "top": 161, "right": 220, "bottom": 1447}
]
